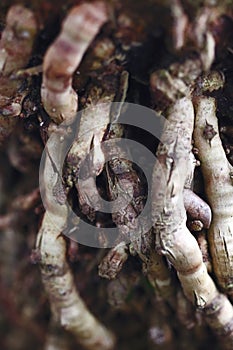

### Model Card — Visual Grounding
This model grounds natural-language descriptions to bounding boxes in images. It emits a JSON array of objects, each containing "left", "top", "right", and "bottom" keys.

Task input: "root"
[
  {"left": 36, "top": 125, "right": 115, "bottom": 349},
  {"left": 98, "top": 242, "right": 129, "bottom": 279},
  {"left": 152, "top": 96, "right": 233, "bottom": 343},
  {"left": 193, "top": 95, "right": 233, "bottom": 299},
  {"left": 183, "top": 188, "right": 212, "bottom": 229},
  {"left": 37, "top": 212, "right": 114, "bottom": 350},
  {"left": 36, "top": 5, "right": 115, "bottom": 344},
  {"left": 41, "top": 2, "right": 108, "bottom": 124}
]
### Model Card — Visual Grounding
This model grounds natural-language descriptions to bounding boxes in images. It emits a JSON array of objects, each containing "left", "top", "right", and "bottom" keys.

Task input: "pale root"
[{"left": 194, "top": 96, "right": 233, "bottom": 299}]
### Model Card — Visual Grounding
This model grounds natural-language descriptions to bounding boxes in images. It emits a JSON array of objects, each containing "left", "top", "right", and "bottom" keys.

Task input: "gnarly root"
[
  {"left": 152, "top": 96, "right": 233, "bottom": 345},
  {"left": 36, "top": 3, "right": 115, "bottom": 349},
  {"left": 37, "top": 118, "right": 115, "bottom": 349},
  {"left": 1, "top": 1, "right": 233, "bottom": 350},
  {"left": 193, "top": 95, "right": 233, "bottom": 300},
  {"left": 36, "top": 213, "right": 115, "bottom": 350}
]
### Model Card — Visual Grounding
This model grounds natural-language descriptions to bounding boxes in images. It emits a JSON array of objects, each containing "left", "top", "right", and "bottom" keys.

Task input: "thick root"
[{"left": 193, "top": 96, "right": 233, "bottom": 299}]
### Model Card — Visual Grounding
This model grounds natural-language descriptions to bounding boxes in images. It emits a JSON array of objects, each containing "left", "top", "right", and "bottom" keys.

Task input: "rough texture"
[{"left": 194, "top": 96, "right": 233, "bottom": 300}]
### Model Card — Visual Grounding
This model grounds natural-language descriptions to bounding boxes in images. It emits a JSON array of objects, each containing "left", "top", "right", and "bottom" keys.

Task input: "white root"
[
  {"left": 67, "top": 101, "right": 114, "bottom": 178},
  {"left": 152, "top": 96, "right": 216, "bottom": 306},
  {"left": 152, "top": 96, "right": 233, "bottom": 343},
  {"left": 37, "top": 213, "right": 114, "bottom": 350},
  {"left": 193, "top": 96, "right": 233, "bottom": 300},
  {"left": 36, "top": 124, "right": 115, "bottom": 349}
]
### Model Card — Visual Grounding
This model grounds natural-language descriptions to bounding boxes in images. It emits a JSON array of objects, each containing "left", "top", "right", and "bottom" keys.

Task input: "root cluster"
[{"left": 0, "top": 1, "right": 233, "bottom": 349}]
